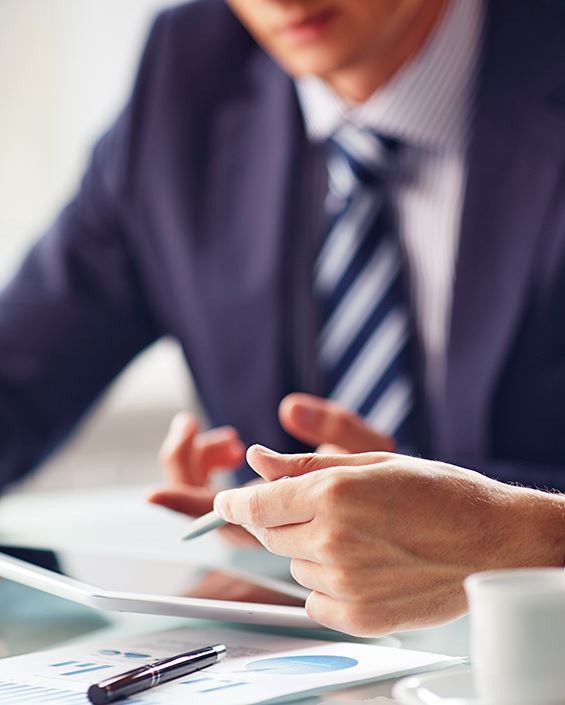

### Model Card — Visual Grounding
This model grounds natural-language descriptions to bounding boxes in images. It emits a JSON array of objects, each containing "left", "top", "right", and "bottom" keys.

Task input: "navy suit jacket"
[{"left": 2, "top": 0, "right": 565, "bottom": 490}]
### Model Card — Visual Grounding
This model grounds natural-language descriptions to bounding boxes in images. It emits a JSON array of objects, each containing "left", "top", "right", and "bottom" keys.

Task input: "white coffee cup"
[{"left": 464, "top": 569, "right": 565, "bottom": 705}]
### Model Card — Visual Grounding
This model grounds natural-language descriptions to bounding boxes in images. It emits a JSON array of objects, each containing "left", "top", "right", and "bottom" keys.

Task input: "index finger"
[
  {"left": 246, "top": 444, "right": 392, "bottom": 481},
  {"left": 214, "top": 475, "right": 314, "bottom": 528}
]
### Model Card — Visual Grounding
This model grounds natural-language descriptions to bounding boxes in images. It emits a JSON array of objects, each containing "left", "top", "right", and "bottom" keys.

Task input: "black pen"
[{"left": 87, "top": 643, "right": 227, "bottom": 704}]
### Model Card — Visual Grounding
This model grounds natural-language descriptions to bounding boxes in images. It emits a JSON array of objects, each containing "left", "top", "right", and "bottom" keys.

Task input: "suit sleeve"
[{"left": 0, "top": 18, "right": 168, "bottom": 489}]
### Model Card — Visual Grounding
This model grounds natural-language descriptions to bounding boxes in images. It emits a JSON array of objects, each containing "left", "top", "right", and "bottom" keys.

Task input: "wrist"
[{"left": 516, "top": 488, "right": 565, "bottom": 568}]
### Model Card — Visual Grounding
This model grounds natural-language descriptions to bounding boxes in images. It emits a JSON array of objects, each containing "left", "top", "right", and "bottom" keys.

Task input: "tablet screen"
[{"left": 0, "top": 545, "right": 307, "bottom": 607}]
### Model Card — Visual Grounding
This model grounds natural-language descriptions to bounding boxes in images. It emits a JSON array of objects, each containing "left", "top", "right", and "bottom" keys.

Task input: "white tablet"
[{"left": 0, "top": 548, "right": 316, "bottom": 629}]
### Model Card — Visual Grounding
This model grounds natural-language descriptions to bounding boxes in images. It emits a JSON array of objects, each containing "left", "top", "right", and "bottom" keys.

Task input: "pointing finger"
[
  {"left": 192, "top": 427, "right": 246, "bottom": 482},
  {"left": 214, "top": 474, "right": 315, "bottom": 528},
  {"left": 246, "top": 444, "right": 392, "bottom": 481},
  {"left": 159, "top": 413, "right": 199, "bottom": 485}
]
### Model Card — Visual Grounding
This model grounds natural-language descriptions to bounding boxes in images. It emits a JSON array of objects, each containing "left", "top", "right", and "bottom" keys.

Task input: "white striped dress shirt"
[{"left": 296, "top": 0, "right": 484, "bottom": 402}]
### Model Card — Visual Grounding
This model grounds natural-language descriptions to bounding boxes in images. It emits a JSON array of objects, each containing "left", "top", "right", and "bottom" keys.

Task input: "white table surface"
[{"left": 0, "top": 485, "right": 471, "bottom": 703}]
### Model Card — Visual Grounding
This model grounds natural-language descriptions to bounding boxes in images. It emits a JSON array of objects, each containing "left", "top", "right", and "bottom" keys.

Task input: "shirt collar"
[{"left": 296, "top": 0, "right": 484, "bottom": 151}]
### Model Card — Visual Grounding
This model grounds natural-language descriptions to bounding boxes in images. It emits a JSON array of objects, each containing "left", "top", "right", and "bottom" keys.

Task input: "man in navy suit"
[
  {"left": 2, "top": 0, "right": 565, "bottom": 634},
  {"left": 1, "top": 0, "right": 565, "bottom": 593}
]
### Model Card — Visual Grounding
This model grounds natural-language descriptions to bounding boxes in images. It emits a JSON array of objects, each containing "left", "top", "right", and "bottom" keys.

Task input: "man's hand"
[
  {"left": 148, "top": 395, "right": 394, "bottom": 544},
  {"left": 147, "top": 412, "right": 254, "bottom": 545},
  {"left": 149, "top": 394, "right": 392, "bottom": 513},
  {"left": 213, "top": 445, "right": 565, "bottom": 636},
  {"left": 158, "top": 412, "right": 246, "bottom": 488},
  {"left": 279, "top": 393, "right": 395, "bottom": 453}
]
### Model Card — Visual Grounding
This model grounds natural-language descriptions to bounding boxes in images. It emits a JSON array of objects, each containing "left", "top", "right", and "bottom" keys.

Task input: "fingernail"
[{"left": 250, "top": 444, "right": 280, "bottom": 456}]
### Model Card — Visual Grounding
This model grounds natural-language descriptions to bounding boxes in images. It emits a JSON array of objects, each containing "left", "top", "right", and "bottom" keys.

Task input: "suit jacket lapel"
[{"left": 439, "top": 1, "right": 565, "bottom": 459}]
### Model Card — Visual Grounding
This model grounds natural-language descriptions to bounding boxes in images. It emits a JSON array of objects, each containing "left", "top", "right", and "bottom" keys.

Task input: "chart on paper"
[
  {"left": 0, "top": 626, "right": 460, "bottom": 704},
  {"left": 0, "top": 649, "right": 161, "bottom": 705}
]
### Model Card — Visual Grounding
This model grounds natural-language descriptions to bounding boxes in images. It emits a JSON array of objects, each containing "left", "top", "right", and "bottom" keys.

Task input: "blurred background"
[
  {"left": 0, "top": 3, "right": 298, "bottom": 652},
  {"left": 0, "top": 0, "right": 198, "bottom": 492}
]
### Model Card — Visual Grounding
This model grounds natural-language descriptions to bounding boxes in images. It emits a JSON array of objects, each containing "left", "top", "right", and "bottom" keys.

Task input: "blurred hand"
[
  {"left": 148, "top": 393, "right": 394, "bottom": 544},
  {"left": 147, "top": 412, "right": 254, "bottom": 545},
  {"left": 213, "top": 445, "right": 565, "bottom": 636},
  {"left": 158, "top": 412, "right": 246, "bottom": 488},
  {"left": 278, "top": 393, "right": 395, "bottom": 454}
]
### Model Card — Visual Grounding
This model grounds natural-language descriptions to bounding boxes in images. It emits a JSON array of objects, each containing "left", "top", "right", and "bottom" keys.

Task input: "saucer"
[{"left": 393, "top": 667, "right": 490, "bottom": 705}]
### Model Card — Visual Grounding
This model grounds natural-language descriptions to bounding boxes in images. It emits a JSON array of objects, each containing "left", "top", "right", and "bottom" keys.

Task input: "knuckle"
[
  {"left": 304, "top": 591, "right": 322, "bottom": 622},
  {"left": 320, "top": 472, "right": 355, "bottom": 510},
  {"left": 289, "top": 559, "right": 301, "bottom": 583},
  {"left": 341, "top": 604, "right": 373, "bottom": 637},
  {"left": 290, "top": 560, "right": 313, "bottom": 591},
  {"left": 257, "top": 528, "right": 276, "bottom": 553},
  {"left": 215, "top": 493, "right": 233, "bottom": 522},
  {"left": 373, "top": 452, "right": 395, "bottom": 464},
  {"left": 315, "top": 535, "right": 334, "bottom": 562},
  {"left": 341, "top": 603, "right": 393, "bottom": 638},
  {"left": 300, "top": 452, "right": 325, "bottom": 475},
  {"left": 305, "top": 594, "right": 353, "bottom": 634},
  {"left": 316, "top": 524, "right": 352, "bottom": 562},
  {"left": 246, "top": 491, "right": 266, "bottom": 526},
  {"left": 330, "top": 566, "right": 356, "bottom": 597}
]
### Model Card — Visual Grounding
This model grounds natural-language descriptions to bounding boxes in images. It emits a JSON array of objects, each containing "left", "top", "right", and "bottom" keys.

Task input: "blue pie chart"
[{"left": 245, "top": 654, "right": 358, "bottom": 675}]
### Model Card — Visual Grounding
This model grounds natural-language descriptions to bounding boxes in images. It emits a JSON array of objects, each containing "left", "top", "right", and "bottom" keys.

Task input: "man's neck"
[{"left": 324, "top": 0, "right": 449, "bottom": 104}]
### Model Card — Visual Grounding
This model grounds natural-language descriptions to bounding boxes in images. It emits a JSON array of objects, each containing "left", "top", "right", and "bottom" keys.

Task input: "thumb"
[
  {"left": 279, "top": 393, "right": 395, "bottom": 453},
  {"left": 246, "top": 444, "right": 389, "bottom": 481}
]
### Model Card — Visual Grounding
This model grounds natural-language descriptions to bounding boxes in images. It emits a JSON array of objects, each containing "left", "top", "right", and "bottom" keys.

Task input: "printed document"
[{"left": 0, "top": 625, "right": 461, "bottom": 704}]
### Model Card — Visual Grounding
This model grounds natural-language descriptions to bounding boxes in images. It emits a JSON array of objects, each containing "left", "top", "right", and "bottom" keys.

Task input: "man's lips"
[{"left": 277, "top": 7, "right": 340, "bottom": 43}]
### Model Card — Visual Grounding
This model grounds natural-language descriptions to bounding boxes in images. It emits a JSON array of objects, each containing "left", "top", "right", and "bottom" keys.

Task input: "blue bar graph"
[
  {"left": 0, "top": 681, "right": 158, "bottom": 704},
  {"left": 0, "top": 681, "right": 86, "bottom": 703},
  {"left": 61, "top": 665, "right": 112, "bottom": 677},
  {"left": 199, "top": 682, "right": 247, "bottom": 693},
  {"left": 98, "top": 649, "right": 151, "bottom": 659}
]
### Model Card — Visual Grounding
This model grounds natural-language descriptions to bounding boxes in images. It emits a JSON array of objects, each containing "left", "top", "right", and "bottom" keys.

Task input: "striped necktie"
[{"left": 314, "top": 124, "right": 414, "bottom": 448}]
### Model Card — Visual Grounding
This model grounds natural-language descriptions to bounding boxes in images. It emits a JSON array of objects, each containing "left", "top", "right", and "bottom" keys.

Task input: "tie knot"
[{"left": 326, "top": 125, "right": 398, "bottom": 200}]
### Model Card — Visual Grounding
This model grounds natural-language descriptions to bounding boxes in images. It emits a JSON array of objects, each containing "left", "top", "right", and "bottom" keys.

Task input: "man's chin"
[{"left": 269, "top": 45, "right": 357, "bottom": 82}]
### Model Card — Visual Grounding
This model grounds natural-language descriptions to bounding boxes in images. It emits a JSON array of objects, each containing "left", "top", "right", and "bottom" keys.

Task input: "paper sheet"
[{"left": 0, "top": 625, "right": 461, "bottom": 704}]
